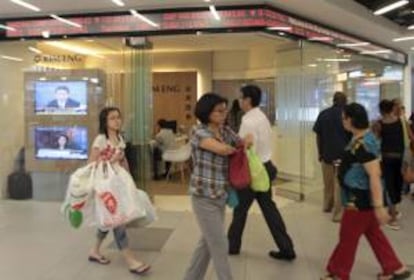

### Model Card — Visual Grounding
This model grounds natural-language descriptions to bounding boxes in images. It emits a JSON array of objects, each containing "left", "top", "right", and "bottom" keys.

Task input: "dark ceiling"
[{"left": 355, "top": 0, "right": 414, "bottom": 27}]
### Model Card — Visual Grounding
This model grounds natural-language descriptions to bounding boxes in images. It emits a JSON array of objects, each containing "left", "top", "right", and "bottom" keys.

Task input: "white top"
[
  {"left": 239, "top": 107, "right": 273, "bottom": 162},
  {"left": 155, "top": 129, "right": 178, "bottom": 151},
  {"left": 92, "top": 134, "right": 126, "bottom": 151}
]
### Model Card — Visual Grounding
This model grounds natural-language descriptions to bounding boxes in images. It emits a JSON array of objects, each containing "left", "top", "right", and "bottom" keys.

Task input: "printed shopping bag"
[
  {"left": 94, "top": 162, "right": 144, "bottom": 230},
  {"left": 61, "top": 163, "right": 97, "bottom": 229}
]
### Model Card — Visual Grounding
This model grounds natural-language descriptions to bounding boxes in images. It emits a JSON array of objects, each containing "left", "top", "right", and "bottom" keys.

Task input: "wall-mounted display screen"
[
  {"left": 35, "top": 126, "right": 88, "bottom": 160},
  {"left": 34, "top": 81, "right": 87, "bottom": 115}
]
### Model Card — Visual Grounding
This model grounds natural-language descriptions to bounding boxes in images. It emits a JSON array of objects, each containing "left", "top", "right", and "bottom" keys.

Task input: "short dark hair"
[
  {"left": 379, "top": 99, "right": 394, "bottom": 115},
  {"left": 333, "top": 91, "right": 347, "bottom": 106},
  {"left": 195, "top": 93, "right": 227, "bottom": 124},
  {"left": 55, "top": 86, "right": 70, "bottom": 94},
  {"left": 99, "top": 107, "right": 121, "bottom": 138},
  {"left": 343, "top": 103, "right": 369, "bottom": 129},
  {"left": 157, "top": 119, "right": 167, "bottom": 128},
  {"left": 241, "top": 85, "right": 261, "bottom": 107}
]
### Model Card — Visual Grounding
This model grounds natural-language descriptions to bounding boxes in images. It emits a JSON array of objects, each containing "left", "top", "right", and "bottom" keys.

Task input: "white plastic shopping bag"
[
  {"left": 61, "top": 163, "right": 97, "bottom": 229},
  {"left": 94, "top": 162, "right": 145, "bottom": 230},
  {"left": 128, "top": 189, "right": 158, "bottom": 228}
]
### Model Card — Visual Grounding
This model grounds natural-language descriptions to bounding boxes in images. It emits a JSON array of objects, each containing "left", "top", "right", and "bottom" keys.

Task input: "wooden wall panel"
[{"left": 153, "top": 72, "right": 197, "bottom": 134}]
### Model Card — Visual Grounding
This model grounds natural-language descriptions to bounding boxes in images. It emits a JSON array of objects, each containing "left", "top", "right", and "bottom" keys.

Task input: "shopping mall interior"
[{"left": 0, "top": 0, "right": 413, "bottom": 279}]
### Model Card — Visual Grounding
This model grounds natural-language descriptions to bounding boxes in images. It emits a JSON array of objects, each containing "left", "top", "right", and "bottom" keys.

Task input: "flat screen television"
[
  {"left": 35, "top": 126, "right": 88, "bottom": 160},
  {"left": 34, "top": 81, "right": 87, "bottom": 115}
]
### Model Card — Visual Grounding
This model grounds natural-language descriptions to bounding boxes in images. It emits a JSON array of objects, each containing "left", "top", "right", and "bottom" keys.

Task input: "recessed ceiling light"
[
  {"left": 111, "top": 0, "right": 125, "bottom": 7},
  {"left": 50, "top": 14, "right": 82, "bottom": 28},
  {"left": 309, "top": 36, "right": 333, "bottom": 42},
  {"left": 1, "top": 55, "right": 23, "bottom": 62},
  {"left": 10, "top": 0, "right": 41, "bottom": 12},
  {"left": 323, "top": 58, "right": 350, "bottom": 62},
  {"left": 28, "top": 46, "right": 42, "bottom": 54},
  {"left": 373, "top": 0, "right": 409, "bottom": 16},
  {"left": 0, "top": 24, "right": 16, "bottom": 31},
  {"left": 209, "top": 5, "right": 220, "bottom": 21},
  {"left": 130, "top": 10, "right": 160, "bottom": 27},
  {"left": 393, "top": 36, "right": 414, "bottom": 42},
  {"left": 267, "top": 26, "right": 292, "bottom": 31},
  {"left": 42, "top": 31, "right": 50, "bottom": 38},
  {"left": 360, "top": 49, "right": 391, "bottom": 54},
  {"left": 337, "top": 42, "right": 370, "bottom": 47}
]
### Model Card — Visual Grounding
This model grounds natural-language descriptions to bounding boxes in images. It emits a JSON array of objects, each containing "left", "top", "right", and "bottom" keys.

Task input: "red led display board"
[{"left": 0, "top": 5, "right": 406, "bottom": 64}]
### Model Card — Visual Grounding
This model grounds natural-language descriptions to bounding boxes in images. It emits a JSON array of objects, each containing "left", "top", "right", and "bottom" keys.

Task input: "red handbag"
[{"left": 228, "top": 145, "right": 251, "bottom": 189}]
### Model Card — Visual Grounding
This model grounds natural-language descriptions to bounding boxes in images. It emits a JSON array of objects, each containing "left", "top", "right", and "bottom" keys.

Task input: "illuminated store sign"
[{"left": 0, "top": 5, "right": 406, "bottom": 64}]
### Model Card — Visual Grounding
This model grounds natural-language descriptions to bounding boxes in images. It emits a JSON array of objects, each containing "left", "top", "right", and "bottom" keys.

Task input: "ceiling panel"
[
  {"left": 0, "top": 0, "right": 245, "bottom": 18},
  {"left": 354, "top": 0, "right": 414, "bottom": 27}
]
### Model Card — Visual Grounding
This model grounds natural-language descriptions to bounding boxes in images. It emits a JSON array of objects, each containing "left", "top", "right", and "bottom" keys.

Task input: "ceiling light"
[
  {"left": 337, "top": 42, "right": 370, "bottom": 47},
  {"left": 360, "top": 49, "right": 391, "bottom": 54},
  {"left": 204, "top": 0, "right": 211, "bottom": 2},
  {"left": 50, "top": 14, "right": 82, "bottom": 28},
  {"left": 42, "top": 31, "right": 50, "bottom": 38},
  {"left": 111, "top": 0, "right": 125, "bottom": 7},
  {"left": 323, "top": 58, "right": 350, "bottom": 62},
  {"left": 61, "top": 77, "right": 67, "bottom": 81},
  {"left": 39, "top": 77, "right": 47, "bottom": 81},
  {"left": 267, "top": 26, "right": 292, "bottom": 31},
  {"left": 45, "top": 41, "right": 105, "bottom": 58},
  {"left": 308, "top": 64, "right": 318, "bottom": 67},
  {"left": 209, "top": 5, "right": 221, "bottom": 21},
  {"left": 130, "top": 10, "right": 160, "bottom": 27},
  {"left": 373, "top": 0, "right": 409, "bottom": 15},
  {"left": 393, "top": 36, "right": 414, "bottom": 42},
  {"left": 10, "top": 0, "right": 41, "bottom": 12},
  {"left": 0, "top": 24, "right": 16, "bottom": 31},
  {"left": 309, "top": 36, "right": 333, "bottom": 42},
  {"left": 28, "top": 46, "right": 42, "bottom": 54},
  {"left": 82, "top": 77, "right": 89, "bottom": 81},
  {"left": 408, "top": 25, "right": 414, "bottom": 30},
  {"left": 1, "top": 55, "right": 23, "bottom": 62},
  {"left": 278, "top": 32, "right": 286, "bottom": 36}
]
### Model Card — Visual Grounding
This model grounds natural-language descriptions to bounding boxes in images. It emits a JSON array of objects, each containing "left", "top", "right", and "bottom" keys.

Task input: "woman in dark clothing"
[{"left": 373, "top": 100, "right": 404, "bottom": 230}]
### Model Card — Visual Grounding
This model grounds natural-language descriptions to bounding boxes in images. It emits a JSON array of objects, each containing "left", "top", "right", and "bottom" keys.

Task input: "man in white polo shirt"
[{"left": 227, "top": 85, "right": 296, "bottom": 261}]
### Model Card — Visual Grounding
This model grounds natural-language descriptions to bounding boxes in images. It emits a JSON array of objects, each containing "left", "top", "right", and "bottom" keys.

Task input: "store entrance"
[{"left": 0, "top": 31, "right": 404, "bottom": 204}]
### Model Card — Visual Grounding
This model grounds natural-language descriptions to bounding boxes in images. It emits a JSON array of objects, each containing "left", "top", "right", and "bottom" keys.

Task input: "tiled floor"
[{"left": 0, "top": 191, "right": 413, "bottom": 280}]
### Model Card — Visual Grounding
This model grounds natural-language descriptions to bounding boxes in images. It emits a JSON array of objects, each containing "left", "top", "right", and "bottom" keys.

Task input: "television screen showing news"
[
  {"left": 34, "top": 81, "right": 87, "bottom": 115},
  {"left": 35, "top": 126, "right": 88, "bottom": 160}
]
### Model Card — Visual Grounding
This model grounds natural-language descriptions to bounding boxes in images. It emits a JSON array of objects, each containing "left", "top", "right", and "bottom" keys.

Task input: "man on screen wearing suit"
[{"left": 47, "top": 86, "right": 80, "bottom": 109}]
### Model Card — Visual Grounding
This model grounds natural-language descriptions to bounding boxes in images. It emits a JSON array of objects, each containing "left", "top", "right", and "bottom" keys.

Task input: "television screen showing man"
[
  {"left": 47, "top": 86, "right": 80, "bottom": 109},
  {"left": 34, "top": 81, "right": 88, "bottom": 115}
]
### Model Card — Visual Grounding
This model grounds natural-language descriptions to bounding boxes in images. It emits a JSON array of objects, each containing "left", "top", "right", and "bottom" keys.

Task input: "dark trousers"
[
  {"left": 227, "top": 161, "right": 295, "bottom": 254},
  {"left": 382, "top": 157, "right": 403, "bottom": 205},
  {"left": 152, "top": 147, "right": 171, "bottom": 179}
]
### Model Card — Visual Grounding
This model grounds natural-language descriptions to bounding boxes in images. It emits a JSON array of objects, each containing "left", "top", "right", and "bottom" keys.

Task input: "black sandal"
[
  {"left": 88, "top": 255, "right": 111, "bottom": 265},
  {"left": 377, "top": 270, "right": 411, "bottom": 280}
]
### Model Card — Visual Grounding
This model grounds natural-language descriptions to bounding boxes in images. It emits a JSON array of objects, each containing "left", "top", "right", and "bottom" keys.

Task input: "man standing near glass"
[
  {"left": 227, "top": 85, "right": 296, "bottom": 261},
  {"left": 313, "top": 91, "right": 351, "bottom": 222}
]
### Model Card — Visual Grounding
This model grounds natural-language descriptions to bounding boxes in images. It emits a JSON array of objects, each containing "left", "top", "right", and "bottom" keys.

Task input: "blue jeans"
[{"left": 97, "top": 225, "right": 129, "bottom": 250}]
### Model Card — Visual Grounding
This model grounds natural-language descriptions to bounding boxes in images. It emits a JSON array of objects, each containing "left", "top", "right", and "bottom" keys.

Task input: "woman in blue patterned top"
[
  {"left": 321, "top": 103, "right": 410, "bottom": 280},
  {"left": 183, "top": 93, "right": 252, "bottom": 280}
]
